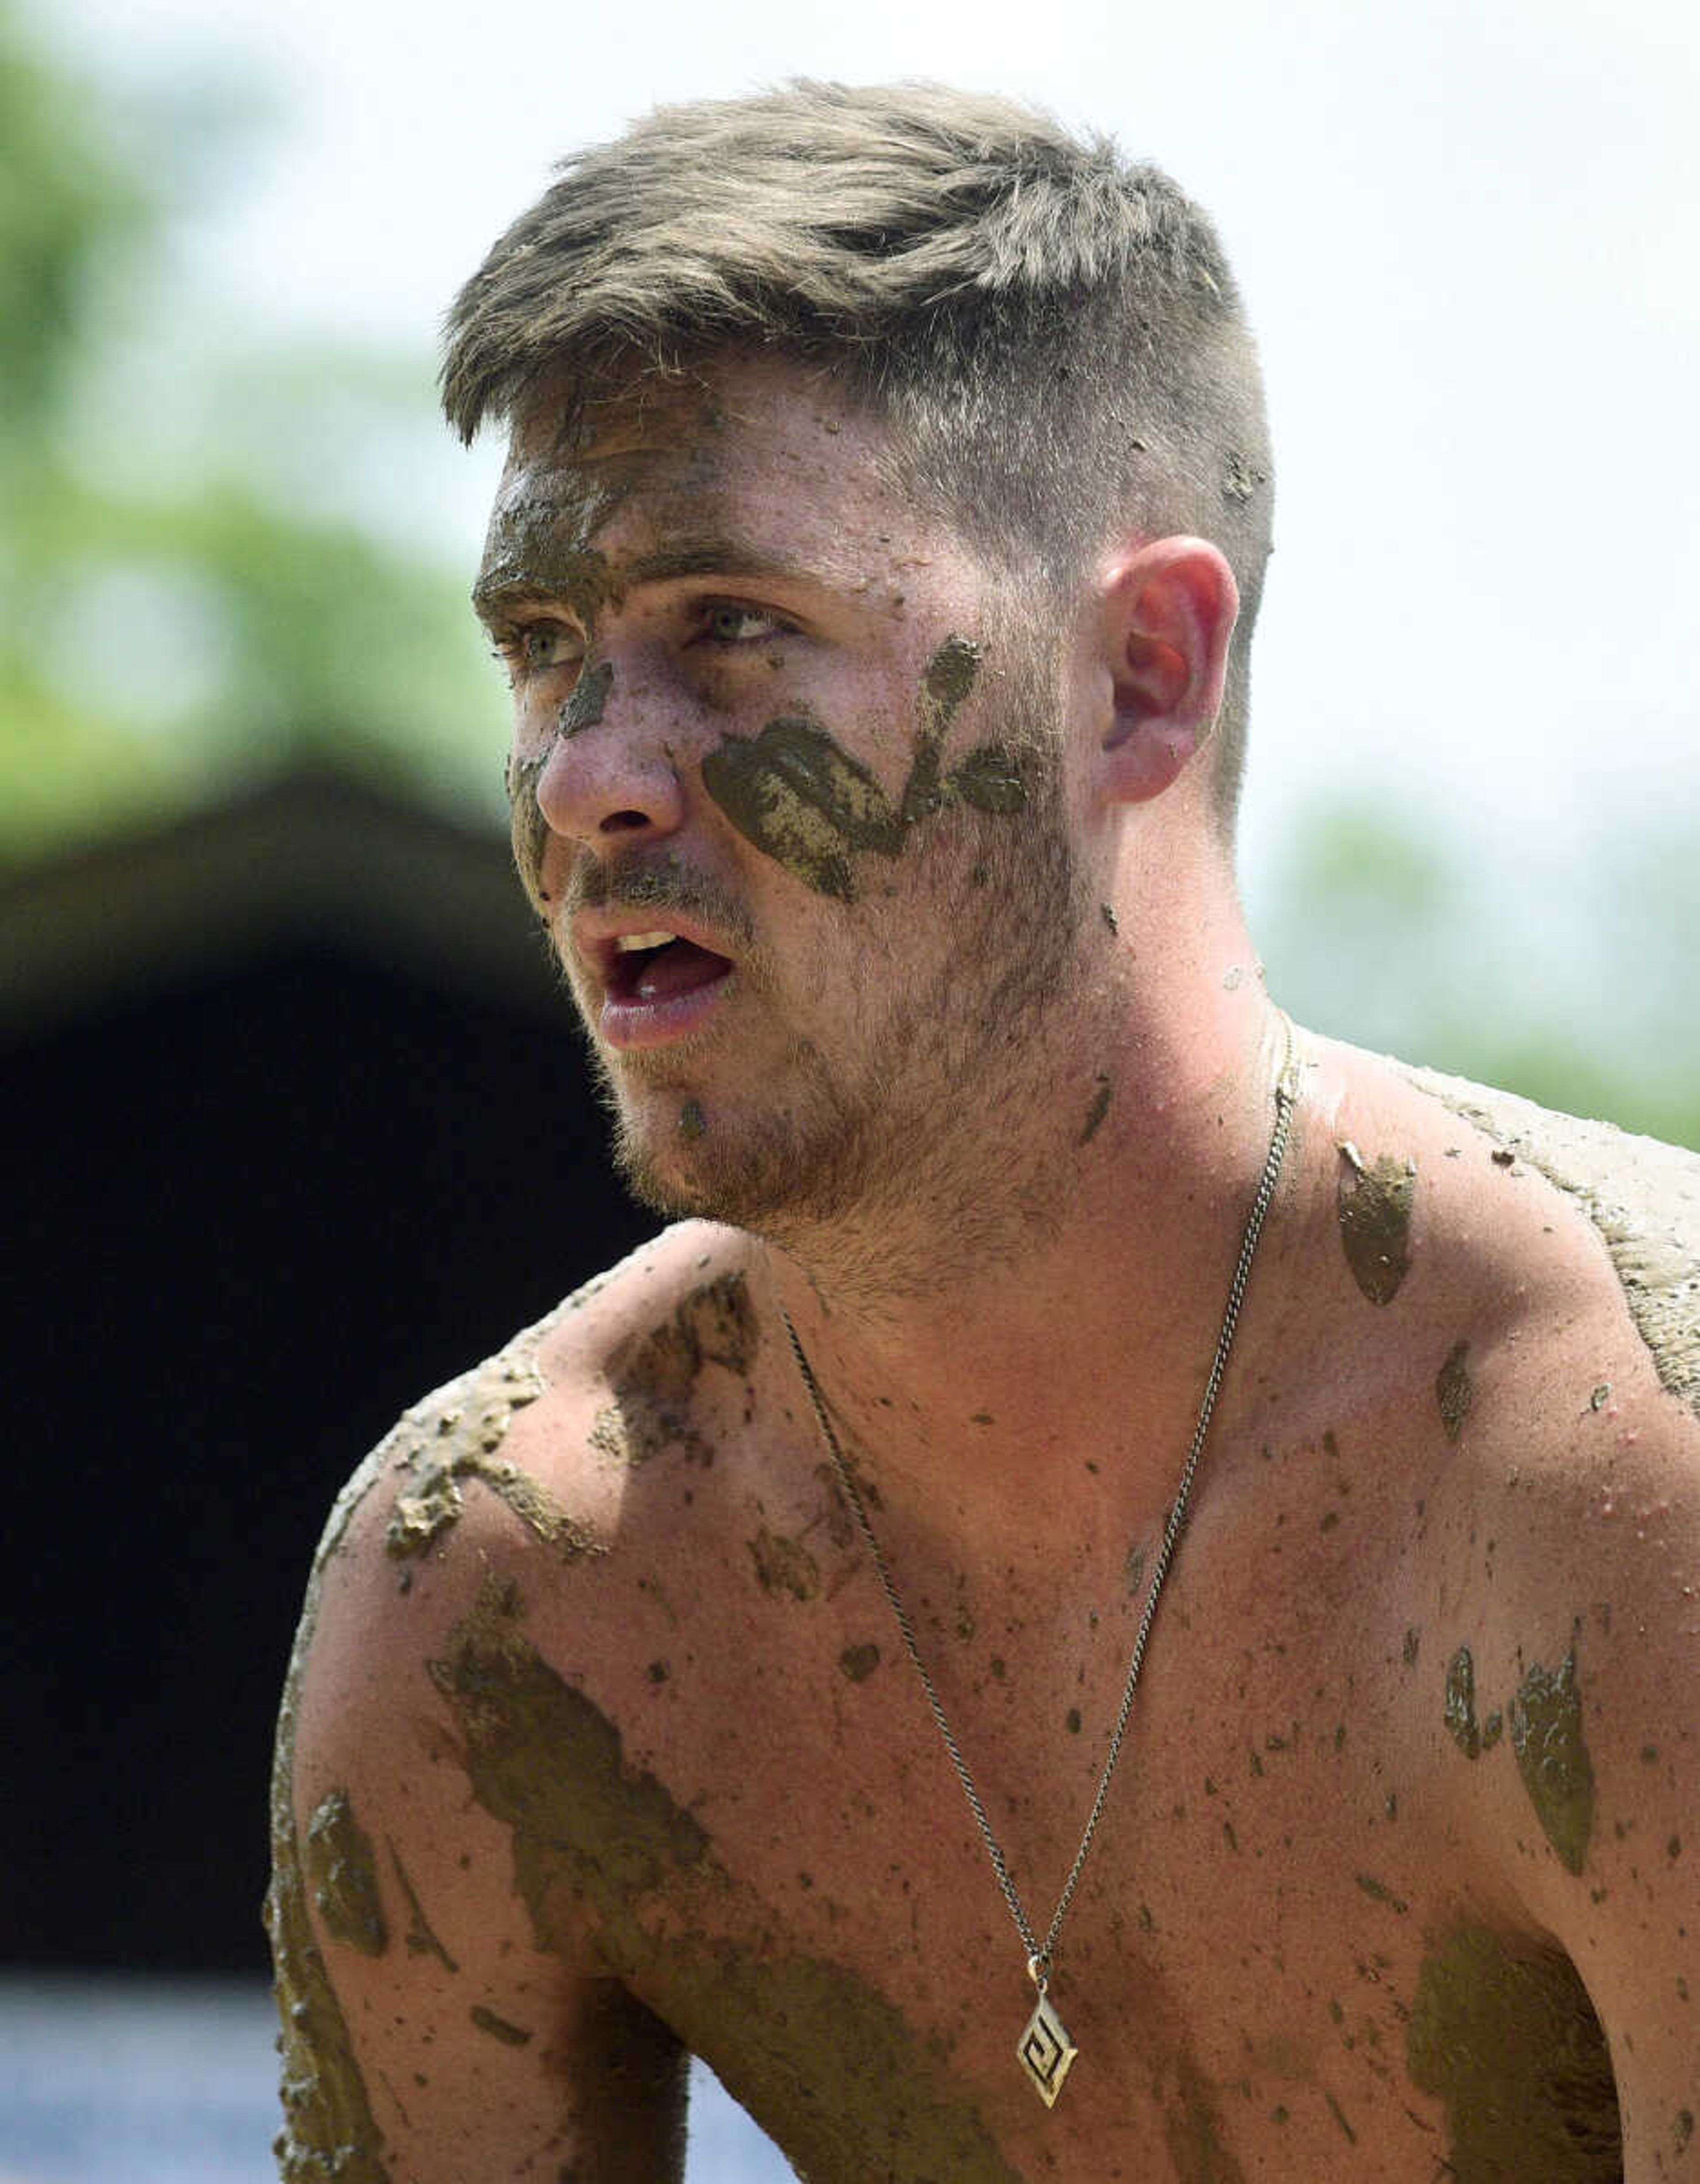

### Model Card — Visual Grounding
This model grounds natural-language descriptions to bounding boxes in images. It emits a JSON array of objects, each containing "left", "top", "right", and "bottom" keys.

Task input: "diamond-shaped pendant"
[{"left": 1016, "top": 1988, "right": 1078, "bottom": 2107}]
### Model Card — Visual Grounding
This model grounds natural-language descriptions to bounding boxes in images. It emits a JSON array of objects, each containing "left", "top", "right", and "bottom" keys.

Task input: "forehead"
[{"left": 477, "top": 355, "right": 946, "bottom": 602}]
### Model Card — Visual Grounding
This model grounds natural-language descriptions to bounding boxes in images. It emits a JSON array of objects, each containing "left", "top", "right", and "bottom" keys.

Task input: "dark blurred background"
[
  {"left": 4, "top": 0, "right": 1697, "bottom": 1989},
  {"left": 1, "top": 8, "right": 659, "bottom": 1980},
  {"left": 2, "top": 777, "right": 654, "bottom": 1976}
]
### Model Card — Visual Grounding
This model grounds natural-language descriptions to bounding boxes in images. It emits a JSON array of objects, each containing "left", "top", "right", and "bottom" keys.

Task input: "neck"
[{"left": 761, "top": 983, "right": 1298, "bottom": 1576}]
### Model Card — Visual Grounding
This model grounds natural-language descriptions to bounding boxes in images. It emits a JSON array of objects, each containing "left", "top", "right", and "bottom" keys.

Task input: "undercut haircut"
[{"left": 443, "top": 81, "right": 1273, "bottom": 830}]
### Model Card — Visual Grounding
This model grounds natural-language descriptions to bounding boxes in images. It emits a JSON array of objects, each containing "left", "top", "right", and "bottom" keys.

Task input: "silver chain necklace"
[{"left": 778, "top": 1021, "right": 1298, "bottom": 2109}]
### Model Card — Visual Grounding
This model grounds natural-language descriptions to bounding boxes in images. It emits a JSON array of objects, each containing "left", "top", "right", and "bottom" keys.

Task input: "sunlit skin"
[
  {"left": 476, "top": 362, "right": 1093, "bottom": 1297},
  {"left": 272, "top": 354, "right": 1700, "bottom": 2181}
]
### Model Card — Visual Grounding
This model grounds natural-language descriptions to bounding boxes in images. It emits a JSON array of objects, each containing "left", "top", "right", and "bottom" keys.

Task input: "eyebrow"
[
  {"left": 471, "top": 536, "right": 823, "bottom": 625},
  {"left": 622, "top": 540, "right": 817, "bottom": 588}
]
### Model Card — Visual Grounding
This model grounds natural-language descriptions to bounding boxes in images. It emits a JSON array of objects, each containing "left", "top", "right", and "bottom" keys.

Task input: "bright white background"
[{"left": 32, "top": 0, "right": 1700, "bottom": 944}]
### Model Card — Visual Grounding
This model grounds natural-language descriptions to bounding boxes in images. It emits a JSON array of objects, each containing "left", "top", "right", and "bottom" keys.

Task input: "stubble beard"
[{"left": 598, "top": 760, "right": 1087, "bottom": 1308}]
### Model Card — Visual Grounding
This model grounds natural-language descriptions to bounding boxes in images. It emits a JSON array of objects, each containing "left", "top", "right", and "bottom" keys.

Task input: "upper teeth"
[{"left": 614, "top": 930, "right": 676, "bottom": 953}]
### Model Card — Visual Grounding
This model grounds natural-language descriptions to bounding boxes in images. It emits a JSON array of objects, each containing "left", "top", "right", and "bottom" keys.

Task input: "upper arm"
[
  {"left": 266, "top": 1415, "right": 689, "bottom": 2183},
  {"left": 1496, "top": 1404, "right": 1700, "bottom": 2179}
]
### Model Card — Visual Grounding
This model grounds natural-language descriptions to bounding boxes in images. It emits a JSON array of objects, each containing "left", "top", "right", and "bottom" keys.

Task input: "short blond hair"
[{"left": 443, "top": 81, "right": 1272, "bottom": 827}]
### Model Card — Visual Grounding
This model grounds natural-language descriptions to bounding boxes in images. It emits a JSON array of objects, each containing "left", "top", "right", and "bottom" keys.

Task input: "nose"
[{"left": 530, "top": 659, "right": 688, "bottom": 850}]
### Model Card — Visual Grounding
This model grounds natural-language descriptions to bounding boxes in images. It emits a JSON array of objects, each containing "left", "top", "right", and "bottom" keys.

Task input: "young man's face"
[{"left": 475, "top": 353, "right": 1087, "bottom": 1242}]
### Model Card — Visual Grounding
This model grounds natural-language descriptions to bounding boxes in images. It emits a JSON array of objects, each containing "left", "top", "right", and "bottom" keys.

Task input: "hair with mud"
[{"left": 442, "top": 81, "right": 1273, "bottom": 830}]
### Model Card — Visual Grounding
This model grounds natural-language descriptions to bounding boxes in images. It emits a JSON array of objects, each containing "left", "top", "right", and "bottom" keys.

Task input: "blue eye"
[
  {"left": 704, "top": 602, "right": 784, "bottom": 644},
  {"left": 491, "top": 619, "right": 581, "bottom": 683},
  {"left": 520, "top": 622, "right": 577, "bottom": 670}
]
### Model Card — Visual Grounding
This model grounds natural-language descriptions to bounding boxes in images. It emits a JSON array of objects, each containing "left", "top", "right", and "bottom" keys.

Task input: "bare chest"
[{"left": 573, "top": 1442, "right": 1586, "bottom": 2182}]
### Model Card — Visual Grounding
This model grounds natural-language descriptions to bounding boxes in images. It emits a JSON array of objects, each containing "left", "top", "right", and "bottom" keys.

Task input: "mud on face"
[{"left": 701, "top": 636, "right": 1033, "bottom": 901}]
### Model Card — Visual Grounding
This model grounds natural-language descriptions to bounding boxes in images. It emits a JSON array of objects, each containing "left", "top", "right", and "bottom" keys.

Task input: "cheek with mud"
[
  {"left": 507, "top": 753, "right": 552, "bottom": 909},
  {"left": 559, "top": 659, "right": 613, "bottom": 739},
  {"left": 701, "top": 636, "right": 1031, "bottom": 901}
]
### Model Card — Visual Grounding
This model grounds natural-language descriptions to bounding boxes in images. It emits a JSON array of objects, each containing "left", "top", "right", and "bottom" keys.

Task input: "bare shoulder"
[
  {"left": 1305, "top": 1034, "right": 1699, "bottom": 1428},
  {"left": 1393, "top": 1053, "right": 1700, "bottom": 1412},
  {"left": 1330, "top": 1042, "right": 1700, "bottom": 2159},
  {"left": 265, "top": 1220, "right": 765, "bottom": 2182},
  {"left": 380, "top": 1218, "right": 766, "bottom": 1570}
]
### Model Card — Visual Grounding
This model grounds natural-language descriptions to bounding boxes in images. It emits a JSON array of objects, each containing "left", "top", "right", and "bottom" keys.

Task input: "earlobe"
[{"left": 1098, "top": 538, "right": 1239, "bottom": 806}]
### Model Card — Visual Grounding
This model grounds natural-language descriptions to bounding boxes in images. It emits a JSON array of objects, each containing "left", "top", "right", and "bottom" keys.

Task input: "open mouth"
[{"left": 608, "top": 930, "right": 735, "bottom": 1007}]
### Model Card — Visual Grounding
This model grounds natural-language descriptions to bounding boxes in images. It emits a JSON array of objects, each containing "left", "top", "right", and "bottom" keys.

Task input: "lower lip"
[{"left": 598, "top": 965, "right": 734, "bottom": 1051}]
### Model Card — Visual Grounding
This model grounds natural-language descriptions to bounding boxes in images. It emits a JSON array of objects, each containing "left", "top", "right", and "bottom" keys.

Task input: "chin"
[{"left": 608, "top": 1081, "right": 873, "bottom": 1241}]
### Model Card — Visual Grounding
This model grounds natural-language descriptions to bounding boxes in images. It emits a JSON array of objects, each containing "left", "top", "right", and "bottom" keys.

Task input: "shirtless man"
[{"left": 267, "top": 83, "right": 1699, "bottom": 2181}]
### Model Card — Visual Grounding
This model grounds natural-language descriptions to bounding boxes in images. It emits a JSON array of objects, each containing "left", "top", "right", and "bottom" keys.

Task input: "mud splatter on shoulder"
[
  {"left": 389, "top": 1844, "right": 457, "bottom": 1974},
  {"left": 1337, "top": 1143, "right": 1415, "bottom": 1304},
  {"left": 385, "top": 1309, "right": 599, "bottom": 1564},
  {"left": 1509, "top": 1648, "right": 1596, "bottom": 1875},
  {"left": 839, "top": 1641, "right": 881, "bottom": 1682},
  {"left": 591, "top": 1272, "right": 757, "bottom": 1469},
  {"left": 1406, "top": 1924, "right": 1619, "bottom": 2179},
  {"left": 1392, "top": 1062, "right": 1700, "bottom": 1424},
  {"left": 1161, "top": 2046, "right": 1249, "bottom": 2184}
]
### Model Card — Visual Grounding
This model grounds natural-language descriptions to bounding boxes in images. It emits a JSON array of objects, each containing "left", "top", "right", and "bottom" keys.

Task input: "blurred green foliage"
[
  {"left": 1259, "top": 803, "right": 1700, "bottom": 1149},
  {"left": 0, "top": 4, "right": 502, "bottom": 862}
]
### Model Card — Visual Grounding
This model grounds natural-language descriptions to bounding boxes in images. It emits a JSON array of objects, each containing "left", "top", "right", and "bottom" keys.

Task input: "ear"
[{"left": 1096, "top": 537, "right": 1240, "bottom": 805}]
